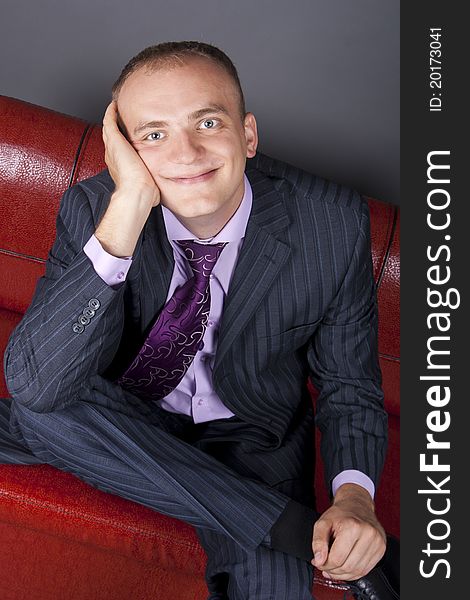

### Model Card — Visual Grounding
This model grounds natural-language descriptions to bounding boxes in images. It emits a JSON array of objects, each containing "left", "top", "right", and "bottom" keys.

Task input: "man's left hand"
[{"left": 311, "top": 483, "right": 386, "bottom": 581}]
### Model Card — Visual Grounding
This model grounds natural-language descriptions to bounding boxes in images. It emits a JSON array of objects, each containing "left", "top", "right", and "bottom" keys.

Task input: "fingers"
[
  {"left": 103, "top": 101, "right": 115, "bottom": 134},
  {"left": 315, "top": 519, "right": 386, "bottom": 581},
  {"left": 103, "top": 100, "right": 118, "bottom": 125},
  {"left": 315, "top": 517, "right": 359, "bottom": 573},
  {"left": 330, "top": 524, "right": 385, "bottom": 580},
  {"left": 311, "top": 517, "right": 332, "bottom": 568},
  {"left": 103, "top": 101, "right": 123, "bottom": 142},
  {"left": 101, "top": 101, "right": 160, "bottom": 201}
]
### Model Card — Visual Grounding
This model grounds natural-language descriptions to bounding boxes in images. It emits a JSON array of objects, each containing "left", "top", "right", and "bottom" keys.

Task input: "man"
[{"left": 2, "top": 41, "right": 388, "bottom": 599}]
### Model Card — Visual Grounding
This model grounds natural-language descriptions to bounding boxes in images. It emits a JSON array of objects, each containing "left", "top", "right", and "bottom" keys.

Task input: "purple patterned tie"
[{"left": 117, "top": 240, "right": 227, "bottom": 400}]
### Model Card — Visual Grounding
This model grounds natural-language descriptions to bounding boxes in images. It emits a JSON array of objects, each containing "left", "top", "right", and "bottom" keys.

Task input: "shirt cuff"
[
  {"left": 332, "top": 469, "right": 375, "bottom": 499},
  {"left": 83, "top": 234, "right": 132, "bottom": 286}
]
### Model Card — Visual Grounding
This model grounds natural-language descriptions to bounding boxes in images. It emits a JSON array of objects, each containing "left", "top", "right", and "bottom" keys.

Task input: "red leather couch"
[{"left": 0, "top": 95, "right": 399, "bottom": 600}]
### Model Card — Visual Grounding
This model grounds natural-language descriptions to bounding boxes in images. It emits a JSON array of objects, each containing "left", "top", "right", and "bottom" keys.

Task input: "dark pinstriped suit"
[{"left": 1, "top": 152, "right": 387, "bottom": 599}]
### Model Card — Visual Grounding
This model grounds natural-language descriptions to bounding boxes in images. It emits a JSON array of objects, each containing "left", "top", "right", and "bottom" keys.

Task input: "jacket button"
[
  {"left": 83, "top": 307, "right": 95, "bottom": 319},
  {"left": 89, "top": 298, "right": 100, "bottom": 310},
  {"left": 72, "top": 322, "right": 85, "bottom": 334}
]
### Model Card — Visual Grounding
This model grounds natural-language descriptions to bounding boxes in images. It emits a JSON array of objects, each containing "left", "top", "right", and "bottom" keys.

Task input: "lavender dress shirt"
[{"left": 83, "top": 174, "right": 374, "bottom": 498}]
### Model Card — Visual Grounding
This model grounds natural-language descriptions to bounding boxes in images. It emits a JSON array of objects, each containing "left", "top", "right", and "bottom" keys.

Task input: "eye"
[
  {"left": 145, "top": 131, "right": 164, "bottom": 141},
  {"left": 200, "top": 118, "right": 218, "bottom": 129}
]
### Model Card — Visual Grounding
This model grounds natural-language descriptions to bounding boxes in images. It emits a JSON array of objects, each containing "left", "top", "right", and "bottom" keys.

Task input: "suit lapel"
[
  {"left": 138, "top": 205, "right": 174, "bottom": 331},
  {"left": 213, "top": 168, "right": 291, "bottom": 376}
]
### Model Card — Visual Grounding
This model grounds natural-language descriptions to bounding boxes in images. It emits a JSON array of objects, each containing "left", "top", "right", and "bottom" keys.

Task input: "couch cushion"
[
  {"left": 0, "top": 462, "right": 350, "bottom": 599},
  {"left": 0, "top": 462, "right": 206, "bottom": 573}
]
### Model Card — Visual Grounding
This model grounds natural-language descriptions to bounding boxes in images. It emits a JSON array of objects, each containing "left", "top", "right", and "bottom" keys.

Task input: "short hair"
[{"left": 111, "top": 41, "right": 246, "bottom": 120}]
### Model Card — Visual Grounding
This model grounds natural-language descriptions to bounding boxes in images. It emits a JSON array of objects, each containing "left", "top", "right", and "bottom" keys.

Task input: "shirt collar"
[{"left": 162, "top": 173, "right": 252, "bottom": 244}]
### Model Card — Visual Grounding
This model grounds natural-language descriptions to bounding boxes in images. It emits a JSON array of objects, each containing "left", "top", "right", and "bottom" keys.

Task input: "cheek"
[
  {"left": 135, "top": 147, "right": 163, "bottom": 173},
  {"left": 205, "top": 132, "right": 244, "bottom": 155},
  {"left": 136, "top": 146, "right": 158, "bottom": 159}
]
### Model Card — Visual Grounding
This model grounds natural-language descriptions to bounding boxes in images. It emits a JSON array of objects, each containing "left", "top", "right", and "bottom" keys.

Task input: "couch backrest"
[
  {"left": 368, "top": 198, "right": 400, "bottom": 419},
  {"left": 0, "top": 96, "right": 105, "bottom": 314}
]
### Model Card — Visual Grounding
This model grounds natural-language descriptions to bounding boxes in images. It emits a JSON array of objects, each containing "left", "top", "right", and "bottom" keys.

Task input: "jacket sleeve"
[
  {"left": 4, "top": 184, "right": 126, "bottom": 413},
  {"left": 307, "top": 198, "right": 388, "bottom": 490}
]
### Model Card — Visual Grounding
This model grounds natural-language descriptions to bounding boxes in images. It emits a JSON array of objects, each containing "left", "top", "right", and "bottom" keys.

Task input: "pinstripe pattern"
[
  {"left": 2, "top": 399, "right": 291, "bottom": 549},
  {"left": 1, "top": 152, "right": 387, "bottom": 597},
  {"left": 197, "top": 526, "right": 314, "bottom": 599},
  {"left": 0, "top": 396, "right": 315, "bottom": 598}
]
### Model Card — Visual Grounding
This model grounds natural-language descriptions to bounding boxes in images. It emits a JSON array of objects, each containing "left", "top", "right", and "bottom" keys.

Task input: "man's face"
[{"left": 116, "top": 58, "right": 258, "bottom": 228}]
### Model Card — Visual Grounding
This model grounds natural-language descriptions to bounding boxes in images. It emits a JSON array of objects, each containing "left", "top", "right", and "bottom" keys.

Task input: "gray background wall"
[{"left": 1, "top": 0, "right": 399, "bottom": 204}]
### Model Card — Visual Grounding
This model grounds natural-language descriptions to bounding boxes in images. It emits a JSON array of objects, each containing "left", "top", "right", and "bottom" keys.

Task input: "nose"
[{"left": 169, "top": 130, "right": 203, "bottom": 164}]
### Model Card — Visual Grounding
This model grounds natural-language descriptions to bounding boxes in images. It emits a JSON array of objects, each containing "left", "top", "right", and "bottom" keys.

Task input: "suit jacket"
[{"left": 4, "top": 152, "right": 387, "bottom": 492}]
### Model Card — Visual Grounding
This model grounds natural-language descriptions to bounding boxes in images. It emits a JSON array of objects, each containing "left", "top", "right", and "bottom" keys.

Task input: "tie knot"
[{"left": 176, "top": 240, "right": 227, "bottom": 280}]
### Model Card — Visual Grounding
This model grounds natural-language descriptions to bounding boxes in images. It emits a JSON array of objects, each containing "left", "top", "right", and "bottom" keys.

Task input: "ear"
[{"left": 243, "top": 112, "right": 258, "bottom": 158}]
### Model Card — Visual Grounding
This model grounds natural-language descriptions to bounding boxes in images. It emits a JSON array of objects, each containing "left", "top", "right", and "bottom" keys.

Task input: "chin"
[
  {"left": 161, "top": 194, "right": 218, "bottom": 216},
  {"left": 177, "top": 205, "right": 220, "bottom": 220}
]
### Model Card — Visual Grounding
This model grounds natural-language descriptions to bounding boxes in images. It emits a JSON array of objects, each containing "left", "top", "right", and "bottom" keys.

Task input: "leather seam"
[
  {"left": 376, "top": 206, "right": 398, "bottom": 291},
  {"left": 68, "top": 123, "right": 91, "bottom": 189},
  {"left": 379, "top": 352, "right": 399, "bottom": 362},
  {"left": 0, "top": 248, "right": 45, "bottom": 264}
]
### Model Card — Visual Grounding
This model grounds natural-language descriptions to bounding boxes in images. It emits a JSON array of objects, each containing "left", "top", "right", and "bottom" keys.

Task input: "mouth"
[{"left": 167, "top": 168, "right": 219, "bottom": 185}]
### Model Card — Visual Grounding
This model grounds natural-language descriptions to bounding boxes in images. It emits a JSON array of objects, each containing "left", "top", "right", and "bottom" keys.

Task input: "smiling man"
[{"left": 3, "top": 41, "right": 390, "bottom": 599}]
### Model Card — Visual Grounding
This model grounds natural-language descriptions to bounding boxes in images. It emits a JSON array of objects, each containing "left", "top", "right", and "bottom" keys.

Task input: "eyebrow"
[{"left": 133, "top": 105, "right": 229, "bottom": 136}]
